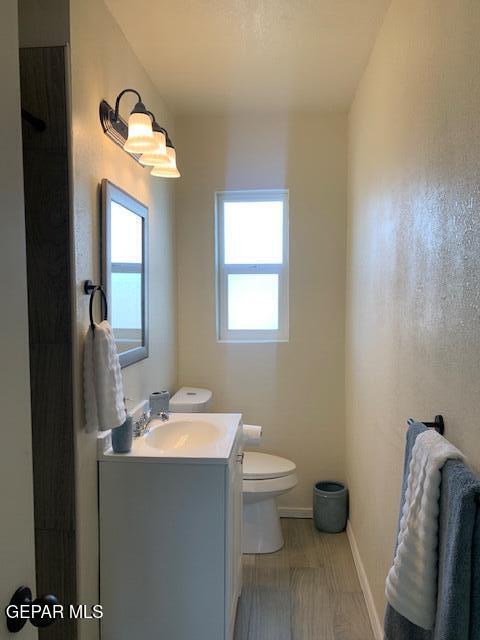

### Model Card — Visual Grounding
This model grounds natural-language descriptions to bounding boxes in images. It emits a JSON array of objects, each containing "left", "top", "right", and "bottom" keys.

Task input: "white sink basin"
[
  {"left": 145, "top": 419, "right": 220, "bottom": 453},
  {"left": 99, "top": 412, "right": 242, "bottom": 462}
]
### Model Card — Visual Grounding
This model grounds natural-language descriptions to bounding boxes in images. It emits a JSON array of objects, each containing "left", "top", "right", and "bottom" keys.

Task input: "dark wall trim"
[{"left": 20, "top": 46, "right": 77, "bottom": 640}]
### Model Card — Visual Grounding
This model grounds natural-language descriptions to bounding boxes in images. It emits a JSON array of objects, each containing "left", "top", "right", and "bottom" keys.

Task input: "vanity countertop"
[{"left": 98, "top": 412, "right": 242, "bottom": 464}]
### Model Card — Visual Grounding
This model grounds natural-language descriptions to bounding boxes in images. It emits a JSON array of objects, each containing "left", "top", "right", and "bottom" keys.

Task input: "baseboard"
[
  {"left": 278, "top": 507, "right": 313, "bottom": 518},
  {"left": 346, "top": 521, "right": 384, "bottom": 640}
]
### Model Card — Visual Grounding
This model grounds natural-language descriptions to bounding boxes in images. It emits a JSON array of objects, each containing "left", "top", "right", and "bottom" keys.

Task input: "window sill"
[{"left": 217, "top": 339, "right": 289, "bottom": 344}]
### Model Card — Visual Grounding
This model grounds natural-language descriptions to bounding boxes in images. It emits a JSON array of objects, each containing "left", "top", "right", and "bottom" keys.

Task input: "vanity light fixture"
[{"left": 99, "top": 89, "right": 180, "bottom": 178}]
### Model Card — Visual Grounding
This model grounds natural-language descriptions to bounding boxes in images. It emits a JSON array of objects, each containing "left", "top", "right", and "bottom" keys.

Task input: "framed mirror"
[{"left": 102, "top": 179, "right": 148, "bottom": 367}]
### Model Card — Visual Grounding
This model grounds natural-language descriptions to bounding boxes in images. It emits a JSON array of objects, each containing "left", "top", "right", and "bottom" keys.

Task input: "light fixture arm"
[{"left": 114, "top": 88, "right": 143, "bottom": 122}]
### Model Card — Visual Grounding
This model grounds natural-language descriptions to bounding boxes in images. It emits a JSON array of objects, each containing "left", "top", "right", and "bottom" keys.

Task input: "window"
[{"left": 215, "top": 190, "right": 289, "bottom": 342}]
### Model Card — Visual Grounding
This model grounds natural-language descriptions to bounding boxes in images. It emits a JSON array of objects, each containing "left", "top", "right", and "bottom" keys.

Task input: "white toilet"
[
  {"left": 242, "top": 451, "right": 297, "bottom": 554},
  {"left": 170, "top": 387, "right": 298, "bottom": 554}
]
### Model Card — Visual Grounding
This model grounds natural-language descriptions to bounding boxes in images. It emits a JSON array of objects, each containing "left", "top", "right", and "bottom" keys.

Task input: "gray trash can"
[{"left": 313, "top": 481, "right": 348, "bottom": 533}]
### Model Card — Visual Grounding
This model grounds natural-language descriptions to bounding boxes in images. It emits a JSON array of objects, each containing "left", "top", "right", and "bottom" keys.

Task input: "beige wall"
[
  {"left": 0, "top": 3, "right": 36, "bottom": 632},
  {"left": 346, "top": 0, "right": 480, "bottom": 626},
  {"left": 70, "top": 1, "right": 177, "bottom": 635},
  {"left": 175, "top": 112, "right": 347, "bottom": 510}
]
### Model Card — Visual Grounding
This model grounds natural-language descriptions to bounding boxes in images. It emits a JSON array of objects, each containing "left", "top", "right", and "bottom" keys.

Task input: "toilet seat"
[
  {"left": 243, "top": 473, "right": 298, "bottom": 496},
  {"left": 243, "top": 452, "right": 296, "bottom": 480}
]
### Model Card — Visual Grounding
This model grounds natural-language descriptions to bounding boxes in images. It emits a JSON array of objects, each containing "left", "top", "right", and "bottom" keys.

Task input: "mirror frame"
[{"left": 101, "top": 179, "right": 149, "bottom": 368}]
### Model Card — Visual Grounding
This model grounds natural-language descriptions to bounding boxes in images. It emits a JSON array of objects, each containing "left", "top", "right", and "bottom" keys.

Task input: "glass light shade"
[
  {"left": 150, "top": 165, "right": 181, "bottom": 178},
  {"left": 139, "top": 130, "right": 168, "bottom": 166},
  {"left": 148, "top": 145, "right": 178, "bottom": 170},
  {"left": 166, "top": 146, "right": 178, "bottom": 170},
  {"left": 123, "top": 112, "right": 156, "bottom": 153}
]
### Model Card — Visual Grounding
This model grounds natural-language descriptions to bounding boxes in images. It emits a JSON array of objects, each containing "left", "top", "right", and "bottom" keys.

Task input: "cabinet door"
[{"left": 226, "top": 438, "right": 243, "bottom": 638}]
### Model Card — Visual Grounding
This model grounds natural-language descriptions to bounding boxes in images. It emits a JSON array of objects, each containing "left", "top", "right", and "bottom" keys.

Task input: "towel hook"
[
  {"left": 407, "top": 415, "right": 444, "bottom": 435},
  {"left": 84, "top": 280, "right": 108, "bottom": 330}
]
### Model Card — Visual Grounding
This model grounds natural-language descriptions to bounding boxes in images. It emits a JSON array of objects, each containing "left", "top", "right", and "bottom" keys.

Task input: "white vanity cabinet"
[{"left": 99, "top": 416, "right": 243, "bottom": 640}]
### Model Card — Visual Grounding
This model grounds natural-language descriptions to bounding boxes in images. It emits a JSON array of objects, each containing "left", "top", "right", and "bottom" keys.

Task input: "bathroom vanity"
[{"left": 98, "top": 413, "right": 243, "bottom": 640}]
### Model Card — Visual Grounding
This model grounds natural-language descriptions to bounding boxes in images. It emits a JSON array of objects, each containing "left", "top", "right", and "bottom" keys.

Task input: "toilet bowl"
[
  {"left": 168, "top": 388, "right": 298, "bottom": 554},
  {"left": 243, "top": 451, "right": 297, "bottom": 554}
]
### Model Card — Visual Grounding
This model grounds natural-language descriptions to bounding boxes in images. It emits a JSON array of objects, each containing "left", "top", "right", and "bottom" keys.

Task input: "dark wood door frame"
[{"left": 20, "top": 45, "right": 77, "bottom": 640}]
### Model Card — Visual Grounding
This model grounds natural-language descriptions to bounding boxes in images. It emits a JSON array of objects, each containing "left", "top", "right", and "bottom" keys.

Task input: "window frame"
[{"left": 215, "top": 189, "right": 289, "bottom": 343}]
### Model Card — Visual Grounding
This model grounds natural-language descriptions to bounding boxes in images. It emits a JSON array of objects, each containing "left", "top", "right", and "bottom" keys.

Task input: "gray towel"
[
  {"left": 385, "top": 423, "right": 480, "bottom": 640},
  {"left": 471, "top": 506, "right": 480, "bottom": 637},
  {"left": 435, "top": 459, "right": 480, "bottom": 640}
]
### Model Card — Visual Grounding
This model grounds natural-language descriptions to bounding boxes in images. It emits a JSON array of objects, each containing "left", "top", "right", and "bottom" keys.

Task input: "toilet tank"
[{"left": 169, "top": 387, "right": 212, "bottom": 413}]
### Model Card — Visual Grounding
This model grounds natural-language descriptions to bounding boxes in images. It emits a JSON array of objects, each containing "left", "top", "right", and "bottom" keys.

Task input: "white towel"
[
  {"left": 84, "top": 321, "right": 126, "bottom": 432},
  {"left": 385, "top": 429, "right": 465, "bottom": 629}
]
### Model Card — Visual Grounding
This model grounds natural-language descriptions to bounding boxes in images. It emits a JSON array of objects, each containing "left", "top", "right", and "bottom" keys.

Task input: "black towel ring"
[{"left": 84, "top": 280, "right": 108, "bottom": 330}]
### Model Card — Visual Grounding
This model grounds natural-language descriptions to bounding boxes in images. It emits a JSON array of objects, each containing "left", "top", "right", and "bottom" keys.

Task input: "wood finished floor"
[{"left": 234, "top": 518, "right": 374, "bottom": 640}]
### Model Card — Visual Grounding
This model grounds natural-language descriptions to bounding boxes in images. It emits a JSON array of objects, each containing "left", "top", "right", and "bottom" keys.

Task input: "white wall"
[
  {"left": 347, "top": 0, "right": 480, "bottom": 625},
  {"left": 0, "top": 2, "right": 36, "bottom": 636},
  {"left": 70, "top": 1, "right": 177, "bottom": 636},
  {"left": 175, "top": 112, "right": 347, "bottom": 510}
]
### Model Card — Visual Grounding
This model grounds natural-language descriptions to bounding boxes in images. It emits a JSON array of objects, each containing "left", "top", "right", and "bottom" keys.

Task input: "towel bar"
[
  {"left": 407, "top": 416, "right": 480, "bottom": 505},
  {"left": 407, "top": 415, "right": 444, "bottom": 435}
]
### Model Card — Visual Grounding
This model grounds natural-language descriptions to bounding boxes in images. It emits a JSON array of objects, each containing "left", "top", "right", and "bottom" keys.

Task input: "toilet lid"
[
  {"left": 169, "top": 387, "right": 212, "bottom": 410},
  {"left": 243, "top": 452, "right": 296, "bottom": 480}
]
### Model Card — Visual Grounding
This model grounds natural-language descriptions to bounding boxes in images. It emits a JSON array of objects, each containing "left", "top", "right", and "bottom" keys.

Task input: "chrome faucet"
[
  {"left": 133, "top": 409, "right": 170, "bottom": 438},
  {"left": 133, "top": 411, "right": 151, "bottom": 438}
]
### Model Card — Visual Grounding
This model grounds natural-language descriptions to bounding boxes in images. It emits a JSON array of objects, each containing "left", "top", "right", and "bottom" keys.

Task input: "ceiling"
[{"left": 105, "top": 0, "right": 391, "bottom": 114}]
